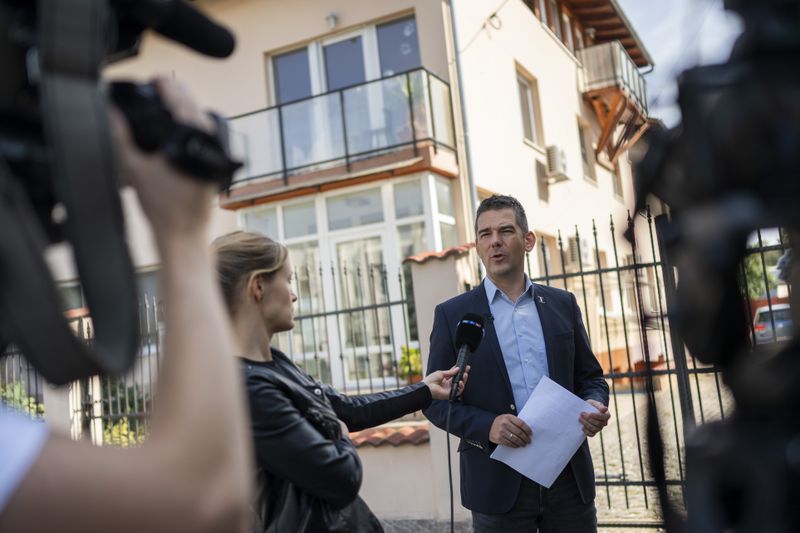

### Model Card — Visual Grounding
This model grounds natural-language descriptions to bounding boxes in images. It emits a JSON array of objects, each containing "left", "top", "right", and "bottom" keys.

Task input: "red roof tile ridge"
[
  {"left": 349, "top": 421, "right": 430, "bottom": 448},
  {"left": 404, "top": 243, "right": 475, "bottom": 265}
]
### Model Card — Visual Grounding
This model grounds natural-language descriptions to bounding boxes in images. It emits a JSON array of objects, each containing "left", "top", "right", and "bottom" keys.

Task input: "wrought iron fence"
[
  {"left": 527, "top": 211, "right": 791, "bottom": 528},
  {"left": 1, "top": 212, "right": 793, "bottom": 530},
  {"left": 0, "top": 346, "right": 44, "bottom": 419},
  {"left": 272, "top": 261, "right": 419, "bottom": 395}
]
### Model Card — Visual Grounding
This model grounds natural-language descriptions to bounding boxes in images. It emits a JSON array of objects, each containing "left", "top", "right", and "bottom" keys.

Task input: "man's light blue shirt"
[{"left": 484, "top": 275, "right": 549, "bottom": 410}]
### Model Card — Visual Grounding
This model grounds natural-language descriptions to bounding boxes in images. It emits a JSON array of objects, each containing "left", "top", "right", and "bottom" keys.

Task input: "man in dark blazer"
[{"left": 424, "top": 194, "right": 610, "bottom": 532}]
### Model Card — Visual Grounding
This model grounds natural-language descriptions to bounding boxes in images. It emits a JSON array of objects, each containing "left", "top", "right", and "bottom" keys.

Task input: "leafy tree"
[{"left": 740, "top": 249, "right": 782, "bottom": 299}]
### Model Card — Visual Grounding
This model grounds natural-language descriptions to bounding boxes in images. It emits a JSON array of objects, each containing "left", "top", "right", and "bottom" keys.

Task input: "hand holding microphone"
[{"left": 424, "top": 364, "right": 471, "bottom": 400}]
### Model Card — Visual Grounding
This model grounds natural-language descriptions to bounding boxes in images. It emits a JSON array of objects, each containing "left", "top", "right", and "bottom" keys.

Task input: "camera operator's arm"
[{"left": 0, "top": 78, "right": 251, "bottom": 533}]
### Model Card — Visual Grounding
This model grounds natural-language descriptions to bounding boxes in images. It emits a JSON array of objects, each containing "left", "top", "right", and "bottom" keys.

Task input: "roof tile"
[{"left": 349, "top": 422, "right": 430, "bottom": 448}]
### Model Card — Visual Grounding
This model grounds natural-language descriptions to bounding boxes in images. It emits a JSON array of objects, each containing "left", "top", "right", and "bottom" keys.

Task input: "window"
[
  {"left": 243, "top": 207, "right": 279, "bottom": 238},
  {"left": 284, "top": 201, "right": 317, "bottom": 238},
  {"left": 58, "top": 284, "right": 84, "bottom": 312},
  {"left": 562, "top": 12, "right": 574, "bottom": 53},
  {"left": 324, "top": 37, "right": 366, "bottom": 92},
  {"left": 377, "top": 17, "right": 421, "bottom": 77},
  {"left": 549, "top": 0, "right": 561, "bottom": 39},
  {"left": 433, "top": 177, "right": 457, "bottom": 249},
  {"left": 435, "top": 177, "right": 456, "bottom": 218},
  {"left": 612, "top": 163, "right": 624, "bottom": 199},
  {"left": 537, "top": 0, "right": 547, "bottom": 22},
  {"left": 327, "top": 188, "right": 384, "bottom": 230},
  {"left": 137, "top": 270, "right": 160, "bottom": 305},
  {"left": 575, "top": 23, "right": 585, "bottom": 51},
  {"left": 273, "top": 48, "right": 312, "bottom": 104},
  {"left": 577, "top": 121, "right": 595, "bottom": 181},
  {"left": 517, "top": 74, "right": 542, "bottom": 145},
  {"left": 394, "top": 181, "right": 424, "bottom": 219}
]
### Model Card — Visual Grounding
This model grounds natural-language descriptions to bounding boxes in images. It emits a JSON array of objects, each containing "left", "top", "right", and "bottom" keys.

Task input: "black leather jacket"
[{"left": 241, "top": 349, "right": 432, "bottom": 532}]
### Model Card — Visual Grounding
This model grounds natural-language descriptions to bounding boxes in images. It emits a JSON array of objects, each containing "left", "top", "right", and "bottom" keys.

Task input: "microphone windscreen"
[
  {"left": 455, "top": 313, "right": 484, "bottom": 352},
  {"left": 153, "top": 1, "right": 236, "bottom": 58}
]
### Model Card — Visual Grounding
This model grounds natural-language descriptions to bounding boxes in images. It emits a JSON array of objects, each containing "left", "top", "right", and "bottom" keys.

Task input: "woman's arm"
[
  {"left": 0, "top": 78, "right": 251, "bottom": 533},
  {"left": 246, "top": 376, "right": 362, "bottom": 509}
]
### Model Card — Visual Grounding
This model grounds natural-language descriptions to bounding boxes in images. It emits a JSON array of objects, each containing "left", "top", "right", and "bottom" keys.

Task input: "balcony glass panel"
[
  {"left": 282, "top": 93, "right": 345, "bottom": 171},
  {"left": 409, "top": 70, "right": 431, "bottom": 141},
  {"left": 228, "top": 109, "right": 283, "bottom": 180},
  {"left": 343, "top": 75, "right": 409, "bottom": 156},
  {"left": 430, "top": 75, "right": 455, "bottom": 147},
  {"left": 229, "top": 68, "right": 455, "bottom": 185}
]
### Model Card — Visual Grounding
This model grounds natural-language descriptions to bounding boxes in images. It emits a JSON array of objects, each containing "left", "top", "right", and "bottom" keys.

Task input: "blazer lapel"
[
  {"left": 474, "top": 284, "right": 514, "bottom": 400},
  {"left": 532, "top": 284, "right": 561, "bottom": 385}
]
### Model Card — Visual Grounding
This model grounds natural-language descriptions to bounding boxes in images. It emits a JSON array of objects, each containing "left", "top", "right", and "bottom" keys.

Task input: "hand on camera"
[
  {"left": 110, "top": 76, "right": 216, "bottom": 243},
  {"left": 424, "top": 365, "right": 470, "bottom": 401}
]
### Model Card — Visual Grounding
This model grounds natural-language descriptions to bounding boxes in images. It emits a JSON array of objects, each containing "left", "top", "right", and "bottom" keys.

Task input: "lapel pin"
[{"left": 537, "top": 296, "right": 546, "bottom": 304}]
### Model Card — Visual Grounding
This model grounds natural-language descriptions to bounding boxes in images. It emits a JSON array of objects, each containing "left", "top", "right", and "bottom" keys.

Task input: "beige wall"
[
  {"left": 46, "top": 189, "right": 238, "bottom": 281},
  {"left": 358, "top": 441, "right": 439, "bottom": 519}
]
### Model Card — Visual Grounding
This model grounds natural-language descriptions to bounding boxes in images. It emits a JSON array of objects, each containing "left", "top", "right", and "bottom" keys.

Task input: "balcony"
[
  {"left": 224, "top": 68, "right": 457, "bottom": 208},
  {"left": 579, "top": 41, "right": 649, "bottom": 164}
]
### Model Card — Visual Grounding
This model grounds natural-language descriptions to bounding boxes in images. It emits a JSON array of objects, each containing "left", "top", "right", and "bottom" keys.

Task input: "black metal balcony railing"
[
  {"left": 579, "top": 41, "right": 648, "bottom": 115},
  {"left": 228, "top": 68, "right": 456, "bottom": 185}
]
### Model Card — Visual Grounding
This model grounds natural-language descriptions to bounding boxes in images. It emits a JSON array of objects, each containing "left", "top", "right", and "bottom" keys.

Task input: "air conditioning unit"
[
  {"left": 567, "top": 236, "right": 594, "bottom": 268},
  {"left": 545, "top": 145, "right": 568, "bottom": 183}
]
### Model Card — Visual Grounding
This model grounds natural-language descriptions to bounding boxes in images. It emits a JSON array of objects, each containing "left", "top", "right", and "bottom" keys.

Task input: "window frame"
[
  {"left": 577, "top": 119, "right": 596, "bottom": 182},
  {"left": 517, "top": 71, "right": 543, "bottom": 147}
]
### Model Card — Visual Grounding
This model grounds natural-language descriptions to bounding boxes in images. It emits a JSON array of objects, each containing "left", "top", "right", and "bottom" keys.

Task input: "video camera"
[
  {"left": 631, "top": 0, "right": 800, "bottom": 530},
  {"left": 0, "top": 0, "right": 241, "bottom": 385}
]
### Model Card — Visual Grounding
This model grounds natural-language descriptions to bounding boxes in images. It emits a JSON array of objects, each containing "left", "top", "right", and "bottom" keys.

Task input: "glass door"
[{"left": 331, "top": 234, "right": 394, "bottom": 389}]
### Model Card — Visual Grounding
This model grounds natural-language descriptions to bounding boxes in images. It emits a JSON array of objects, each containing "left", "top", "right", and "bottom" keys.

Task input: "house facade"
[
  {"left": 35, "top": 0, "right": 659, "bottom": 524},
  {"left": 98, "top": 0, "right": 652, "bottom": 387}
]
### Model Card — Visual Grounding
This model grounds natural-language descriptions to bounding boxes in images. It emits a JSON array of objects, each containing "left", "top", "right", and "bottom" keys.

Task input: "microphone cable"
[{"left": 445, "top": 402, "right": 455, "bottom": 533}]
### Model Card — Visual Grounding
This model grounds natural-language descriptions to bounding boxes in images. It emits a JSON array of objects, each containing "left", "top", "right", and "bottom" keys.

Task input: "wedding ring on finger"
[{"left": 508, "top": 432, "right": 514, "bottom": 441}]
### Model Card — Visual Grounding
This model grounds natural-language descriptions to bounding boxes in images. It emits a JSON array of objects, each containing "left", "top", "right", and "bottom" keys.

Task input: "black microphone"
[
  {"left": 122, "top": 0, "right": 237, "bottom": 58},
  {"left": 449, "top": 313, "right": 484, "bottom": 402}
]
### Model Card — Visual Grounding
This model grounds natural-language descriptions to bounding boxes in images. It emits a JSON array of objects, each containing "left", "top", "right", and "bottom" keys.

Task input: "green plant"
[
  {"left": 100, "top": 380, "right": 150, "bottom": 447},
  {"left": 741, "top": 249, "right": 782, "bottom": 299},
  {"left": 103, "top": 416, "right": 145, "bottom": 447},
  {"left": 398, "top": 346, "right": 422, "bottom": 381},
  {"left": 0, "top": 382, "right": 45, "bottom": 418}
]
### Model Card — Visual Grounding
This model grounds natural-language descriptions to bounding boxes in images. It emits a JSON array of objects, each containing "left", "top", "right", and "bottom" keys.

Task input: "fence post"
[
  {"left": 406, "top": 245, "right": 475, "bottom": 524},
  {"left": 42, "top": 383, "right": 72, "bottom": 433},
  {"left": 654, "top": 214, "right": 696, "bottom": 435}
]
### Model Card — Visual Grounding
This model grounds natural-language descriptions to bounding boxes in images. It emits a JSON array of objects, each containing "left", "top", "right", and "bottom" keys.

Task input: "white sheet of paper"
[{"left": 490, "top": 376, "right": 599, "bottom": 487}]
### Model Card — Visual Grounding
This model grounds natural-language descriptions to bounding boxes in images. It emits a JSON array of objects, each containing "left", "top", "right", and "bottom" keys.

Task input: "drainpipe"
[{"left": 447, "top": 0, "right": 479, "bottom": 238}]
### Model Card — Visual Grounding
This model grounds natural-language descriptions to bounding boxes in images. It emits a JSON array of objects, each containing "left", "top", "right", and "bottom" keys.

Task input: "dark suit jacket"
[{"left": 423, "top": 282, "right": 609, "bottom": 514}]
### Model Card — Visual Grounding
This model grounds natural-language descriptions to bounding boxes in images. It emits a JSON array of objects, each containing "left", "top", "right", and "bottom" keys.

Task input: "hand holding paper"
[
  {"left": 580, "top": 399, "right": 610, "bottom": 437},
  {"left": 490, "top": 376, "right": 605, "bottom": 488}
]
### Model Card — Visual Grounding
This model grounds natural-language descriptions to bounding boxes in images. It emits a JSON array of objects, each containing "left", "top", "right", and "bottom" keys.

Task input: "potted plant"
[{"left": 398, "top": 346, "right": 423, "bottom": 384}]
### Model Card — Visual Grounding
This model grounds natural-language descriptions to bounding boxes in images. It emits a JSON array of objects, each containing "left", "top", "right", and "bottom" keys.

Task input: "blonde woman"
[{"left": 213, "top": 231, "right": 466, "bottom": 533}]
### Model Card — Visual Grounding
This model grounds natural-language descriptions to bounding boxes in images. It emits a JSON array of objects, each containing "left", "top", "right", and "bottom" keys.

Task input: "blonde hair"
[{"left": 211, "top": 231, "right": 288, "bottom": 315}]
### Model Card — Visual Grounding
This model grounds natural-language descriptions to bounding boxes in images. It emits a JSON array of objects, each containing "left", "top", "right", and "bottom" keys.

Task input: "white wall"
[{"left": 453, "top": 0, "right": 636, "bottom": 252}]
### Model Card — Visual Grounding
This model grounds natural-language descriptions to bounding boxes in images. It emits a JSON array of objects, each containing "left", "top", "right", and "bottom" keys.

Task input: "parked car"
[{"left": 752, "top": 303, "right": 793, "bottom": 344}]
